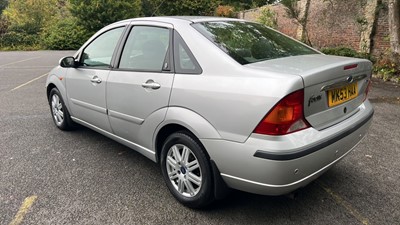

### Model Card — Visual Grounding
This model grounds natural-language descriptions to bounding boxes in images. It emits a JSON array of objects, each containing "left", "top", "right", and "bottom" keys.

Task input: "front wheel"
[
  {"left": 49, "top": 88, "right": 74, "bottom": 130},
  {"left": 160, "top": 131, "right": 215, "bottom": 208}
]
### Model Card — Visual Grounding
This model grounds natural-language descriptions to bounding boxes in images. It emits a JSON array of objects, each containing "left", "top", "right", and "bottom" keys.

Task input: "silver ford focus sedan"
[{"left": 46, "top": 17, "right": 374, "bottom": 208}]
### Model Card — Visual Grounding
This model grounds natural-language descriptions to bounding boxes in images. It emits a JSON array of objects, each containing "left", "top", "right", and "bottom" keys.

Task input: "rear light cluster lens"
[
  {"left": 363, "top": 79, "right": 372, "bottom": 102},
  {"left": 254, "top": 90, "right": 310, "bottom": 135}
]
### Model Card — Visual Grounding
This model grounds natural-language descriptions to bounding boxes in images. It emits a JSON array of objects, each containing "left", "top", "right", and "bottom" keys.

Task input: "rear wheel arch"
[
  {"left": 159, "top": 128, "right": 216, "bottom": 208},
  {"left": 155, "top": 124, "right": 211, "bottom": 164},
  {"left": 155, "top": 123, "right": 230, "bottom": 205},
  {"left": 154, "top": 107, "right": 221, "bottom": 163}
]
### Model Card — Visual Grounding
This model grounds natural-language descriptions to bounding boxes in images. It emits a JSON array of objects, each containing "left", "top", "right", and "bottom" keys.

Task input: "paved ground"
[{"left": 0, "top": 51, "right": 399, "bottom": 225}]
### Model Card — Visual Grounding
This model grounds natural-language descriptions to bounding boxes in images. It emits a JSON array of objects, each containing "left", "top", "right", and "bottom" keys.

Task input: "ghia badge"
[{"left": 308, "top": 94, "right": 322, "bottom": 107}]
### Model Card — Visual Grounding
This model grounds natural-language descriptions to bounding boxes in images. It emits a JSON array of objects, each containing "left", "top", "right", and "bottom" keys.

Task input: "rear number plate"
[{"left": 328, "top": 83, "right": 358, "bottom": 107}]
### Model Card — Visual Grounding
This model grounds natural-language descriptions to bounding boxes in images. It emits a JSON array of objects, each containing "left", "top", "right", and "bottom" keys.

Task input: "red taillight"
[
  {"left": 254, "top": 90, "right": 310, "bottom": 135},
  {"left": 363, "top": 79, "right": 372, "bottom": 102}
]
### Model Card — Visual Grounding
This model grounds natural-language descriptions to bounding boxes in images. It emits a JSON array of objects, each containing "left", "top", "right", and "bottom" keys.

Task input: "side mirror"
[{"left": 59, "top": 56, "right": 78, "bottom": 68}]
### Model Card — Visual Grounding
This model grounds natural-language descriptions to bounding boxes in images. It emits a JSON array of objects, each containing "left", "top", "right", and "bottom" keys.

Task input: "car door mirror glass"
[{"left": 59, "top": 56, "right": 77, "bottom": 68}]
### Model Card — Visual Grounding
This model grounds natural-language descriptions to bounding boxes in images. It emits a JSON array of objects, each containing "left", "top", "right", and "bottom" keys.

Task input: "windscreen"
[{"left": 192, "top": 21, "right": 319, "bottom": 65}]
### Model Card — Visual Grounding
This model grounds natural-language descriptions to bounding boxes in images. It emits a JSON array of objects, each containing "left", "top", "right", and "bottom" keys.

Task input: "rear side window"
[
  {"left": 80, "top": 27, "right": 125, "bottom": 68},
  {"left": 173, "top": 31, "right": 202, "bottom": 74},
  {"left": 192, "top": 21, "right": 318, "bottom": 65}
]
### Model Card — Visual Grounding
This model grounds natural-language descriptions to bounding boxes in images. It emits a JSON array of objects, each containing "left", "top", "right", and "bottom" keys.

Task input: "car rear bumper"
[{"left": 201, "top": 100, "right": 374, "bottom": 195}]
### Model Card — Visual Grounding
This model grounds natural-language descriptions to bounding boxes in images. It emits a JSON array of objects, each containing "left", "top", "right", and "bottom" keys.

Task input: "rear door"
[
  {"left": 106, "top": 22, "right": 174, "bottom": 145},
  {"left": 66, "top": 26, "right": 125, "bottom": 132}
]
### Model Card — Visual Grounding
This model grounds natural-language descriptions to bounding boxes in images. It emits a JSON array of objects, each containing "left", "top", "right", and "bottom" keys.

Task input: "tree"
[
  {"left": 149, "top": 0, "right": 219, "bottom": 16},
  {"left": 221, "top": 0, "right": 277, "bottom": 10},
  {"left": 69, "top": 0, "right": 141, "bottom": 35},
  {"left": 2, "top": 0, "right": 60, "bottom": 35},
  {"left": 0, "top": 0, "right": 8, "bottom": 14},
  {"left": 1, "top": 0, "right": 64, "bottom": 48},
  {"left": 257, "top": 6, "right": 277, "bottom": 28},
  {"left": 0, "top": 0, "right": 8, "bottom": 36},
  {"left": 280, "top": 0, "right": 312, "bottom": 46},
  {"left": 41, "top": 16, "right": 87, "bottom": 50},
  {"left": 388, "top": 0, "right": 400, "bottom": 61},
  {"left": 141, "top": 0, "right": 157, "bottom": 16}
]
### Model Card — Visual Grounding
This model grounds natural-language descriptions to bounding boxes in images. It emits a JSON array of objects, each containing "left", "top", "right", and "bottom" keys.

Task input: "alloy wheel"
[
  {"left": 166, "top": 144, "right": 202, "bottom": 197},
  {"left": 51, "top": 94, "right": 64, "bottom": 126}
]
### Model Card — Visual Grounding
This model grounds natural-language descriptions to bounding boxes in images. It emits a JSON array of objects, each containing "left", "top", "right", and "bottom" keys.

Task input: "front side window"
[
  {"left": 80, "top": 27, "right": 125, "bottom": 68},
  {"left": 119, "top": 26, "right": 170, "bottom": 72},
  {"left": 192, "top": 21, "right": 318, "bottom": 65}
]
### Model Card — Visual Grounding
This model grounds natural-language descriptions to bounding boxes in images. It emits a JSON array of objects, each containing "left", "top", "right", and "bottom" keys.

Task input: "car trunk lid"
[{"left": 246, "top": 54, "right": 373, "bottom": 130}]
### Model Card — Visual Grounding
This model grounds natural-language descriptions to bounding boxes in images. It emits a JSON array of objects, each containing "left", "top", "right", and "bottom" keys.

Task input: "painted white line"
[
  {"left": 0, "top": 57, "right": 41, "bottom": 68},
  {"left": 9, "top": 195, "right": 37, "bottom": 225},
  {"left": 3, "top": 66, "right": 54, "bottom": 69},
  {"left": 317, "top": 181, "right": 370, "bottom": 225},
  {"left": 10, "top": 73, "right": 48, "bottom": 91}
]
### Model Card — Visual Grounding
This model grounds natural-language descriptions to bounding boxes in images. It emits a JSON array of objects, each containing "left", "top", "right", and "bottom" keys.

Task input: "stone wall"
[
  {"left": 307, "top": 0, "right": 365, "bottom": 50},
  {"left": 372, "top": 2, "right": 391, "bottom": 55},
  {"left": 239, "top": 4, "right": 299, "bottom": 38},
  {"left": 238, "top": 0, "right": 390, "bottom": 56}
]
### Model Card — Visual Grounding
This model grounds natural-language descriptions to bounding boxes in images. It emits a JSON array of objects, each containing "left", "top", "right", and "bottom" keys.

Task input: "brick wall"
[
  {"left": 306, "top": 0, "right": 365, "bottom": 50},
  {"left": 239, "top": 0, "right": 390, "bottom": 56},
  {"left": 372, "top": 2, "right": 391, "bottom": 55},
  {"left": 272, "top": 4, "right": 299, "bottom": 38},
  {"left": 239, "top": 4, "right": 299, "bottom": 38}
]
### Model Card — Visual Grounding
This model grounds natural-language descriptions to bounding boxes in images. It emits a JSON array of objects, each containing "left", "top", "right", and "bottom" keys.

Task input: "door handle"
[
  {"left": 90, "top": 76, "right": 102, "bottom": 84},
  {"left": 142, "top": 80, "right": 161, "bottom": 90}
]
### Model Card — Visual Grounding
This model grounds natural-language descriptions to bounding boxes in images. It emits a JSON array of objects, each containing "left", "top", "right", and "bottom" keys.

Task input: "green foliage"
[
  {"left": 374, "top": 53, "right": 400, "bottom": 82},
  {"left": 69, "top": 0, "right": 141, "bottom": 35},
  {"left": 0, "top": 0, "right": 66, "bottom": 49},
  {"left": 356, "top": 16, "right": 368, "bottom": 26},
  {"left": 221, "top": 0, "right": 277, "bottom": 10},
  {"left": 280, "top": 0, "right": 300, "bottom": 20},
  {"left": 41, "top": 17, "right": 88, "bottom": 50},
  {"left": 150, "top": 0, "right": 218, "bottom": 16},
  {"left": 321, "top": 47, "right": 373, "bottom": 60},
  {"left": 0, "top": 31, "right": 40, "bottom": 50},
  {"left": 147, "top": 0, "right": 275, "bottom": 16},
  {"left": 257, "top": 6, "right": 277, "bottom": 28},
  {"left": 1, "top": 0, "right": 143, "bottom": 50},
  {"left": 215, "top": 5, "right": 237, "bottom": 18},
  {"left": 0, "top": 0, "right": 282, "bottom": 50},
  {"left": 3, "top": 0, "right": 60, "bottom": 35},
  {"left": 141, "top": 0, "right": 157, "bottom": 16},
  {"left": 0, "top": 14, "right": 7, "bottom": 36},
  {"left": 321, "top": 47, "right": 400, "bottom": 82},
  {"left": 0, "top": 0, "right": 8, "bottom": 14}
]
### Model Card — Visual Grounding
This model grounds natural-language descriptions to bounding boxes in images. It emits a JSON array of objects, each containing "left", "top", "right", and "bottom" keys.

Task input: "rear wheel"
[
  {"left": 49, "top": 88, "right": 74, "bottom": 130},
  {"left": 160, "top": 131, "right": 214, "bottom": 208}
]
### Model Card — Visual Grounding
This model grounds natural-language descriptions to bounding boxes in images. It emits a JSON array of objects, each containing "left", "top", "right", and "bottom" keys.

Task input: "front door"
[
  {"left": 107, "top": 25, "right": 174, "bottom": 147},
  {"left": 66, "top": 26, "right": 125, "bottom": 132}
]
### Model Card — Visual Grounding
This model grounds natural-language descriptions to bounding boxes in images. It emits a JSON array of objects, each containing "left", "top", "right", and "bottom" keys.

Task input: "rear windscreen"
[{"left": 192, "top": 21, "right": 319, "bottom": 65}]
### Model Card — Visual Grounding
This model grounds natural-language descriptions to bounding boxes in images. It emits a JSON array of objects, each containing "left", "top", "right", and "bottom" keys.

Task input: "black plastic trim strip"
[{"left": 253, "top": 111, "right": 374, "bottom": 161}]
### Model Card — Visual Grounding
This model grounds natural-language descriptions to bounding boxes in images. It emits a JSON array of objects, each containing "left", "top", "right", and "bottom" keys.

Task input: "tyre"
[
  {"left": 160, "top": 131, "right": 215, "bottom": 208},
  {"left": 48, "top": 88, "right": 75, "bottom": 130}
]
